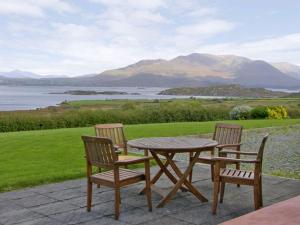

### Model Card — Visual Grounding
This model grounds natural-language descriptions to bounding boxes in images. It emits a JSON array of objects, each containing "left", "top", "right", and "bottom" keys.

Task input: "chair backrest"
[
  {"left": 82, "top": 136, "right": 117, "bottom": 169},
  {"left": 254, "top": 133, "right": 269, "bottom": 175},
  {"left": 256, "top": 133, "right": 269, "bottom": 163},
  {"left": 213, "top": 123, "right": 243, "bottom": 146},
  {"left": 94, "top": 123, "right": 126, "bottom": 148}
]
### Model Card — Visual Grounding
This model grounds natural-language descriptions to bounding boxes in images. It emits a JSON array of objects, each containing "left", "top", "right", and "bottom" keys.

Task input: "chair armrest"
[
  {"left": 219, "top": 150, "right": 258, "bottom": 156},
  {"left": 216, "top": 143, "right": 241, "bottom": 150},
  {"left": 115, "top": 156, "right": 151, "bottom": 166},
  {"left": 212, "top": 157, "right": 259, "bottom": 164}
]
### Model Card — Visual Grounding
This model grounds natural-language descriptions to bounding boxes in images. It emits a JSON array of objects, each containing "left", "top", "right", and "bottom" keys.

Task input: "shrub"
[
  {"left": 251, "top": 106, "right": 268, "bottom": 119},
  {"left": 230, "top": 105, "right": 252, "bottom": 120},
  {"left": 121, "top": 102, "right": 136, "bottom": 110},
  {"left": 267, "top": 106, "right": 288, "bottom": 119}
]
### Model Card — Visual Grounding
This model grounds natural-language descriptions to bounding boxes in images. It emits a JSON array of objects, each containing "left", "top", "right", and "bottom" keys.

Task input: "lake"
[
  {"left": 1, "top": 86, "right": 298, "bottom": 111},
  {"left": 0, "top": 86, "right": 188, "bottom": 111}
]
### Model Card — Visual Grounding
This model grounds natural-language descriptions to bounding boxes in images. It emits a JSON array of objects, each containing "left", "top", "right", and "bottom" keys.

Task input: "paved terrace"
[{"left": 0, "top": 163, "right": 299, "bottom": 225}]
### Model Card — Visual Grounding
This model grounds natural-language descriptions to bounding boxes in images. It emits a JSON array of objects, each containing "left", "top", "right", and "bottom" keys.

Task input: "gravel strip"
[{"left": 130, "top": 124, "right": 300, "bottom": 179}]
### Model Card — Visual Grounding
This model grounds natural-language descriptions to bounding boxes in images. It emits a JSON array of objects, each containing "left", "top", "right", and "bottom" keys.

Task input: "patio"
[{"left": 1, "top": 163, "right": 299, "bottom": 225}]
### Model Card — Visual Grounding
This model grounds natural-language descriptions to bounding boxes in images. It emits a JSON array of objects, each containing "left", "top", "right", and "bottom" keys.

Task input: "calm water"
[
  {"left": 0, "top": 86, "right": 188, "bottom": 111},
  {"left": 1, "top": 86, "right": 298, "bottom": 111}
]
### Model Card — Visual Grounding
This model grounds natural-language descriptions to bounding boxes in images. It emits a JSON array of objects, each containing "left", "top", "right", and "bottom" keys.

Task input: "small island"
[
  {"left": 50, "top": 90, "right": 137, "bottom": 95},
  {"left": 159, "top": 84, "right": 294, "bottom": 98}
]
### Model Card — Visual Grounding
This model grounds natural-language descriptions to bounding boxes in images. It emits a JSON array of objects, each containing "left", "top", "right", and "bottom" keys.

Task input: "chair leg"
[
  {"left": 254, "top": 185, "right": 260, "bottom": 210},
  {"left": 97, "top": 167, "right": 101, "bottom": 188},
  {"left": 189, "top": 157, "right": 193, "bottom": 183},
  {"left": 259, "top": 178, "right": 263, "bottom": 207},
  {"left": 211, "top": 164, "right": 214, "bottom": 182},
  {"left": 87, "top": 181, "right": 92, "bottom": 212},
  {"left": 236, "top": 163, "right": 240, "bottom": 187},
  {"left": 114, "top": 188, "right": 121, "bottom": 220},
  {"left": 212, "top": 180, "right": 220, "bottom": 214},
  {"left": 220, "top": 182, "right": 225, "bottom": 203},
  {"left": 145, "top": 162, "right": 152, "bottom": 212}
]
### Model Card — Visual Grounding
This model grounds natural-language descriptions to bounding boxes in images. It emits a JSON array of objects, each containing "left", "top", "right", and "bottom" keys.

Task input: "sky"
[{"left": 0, "top": 0, "right": 300, "bottom": 76}]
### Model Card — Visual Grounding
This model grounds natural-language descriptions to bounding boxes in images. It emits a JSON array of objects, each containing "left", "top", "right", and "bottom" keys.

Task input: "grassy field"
[
  {"left": 1, "top": 119, "right": 300, "bottom": 192},
  {"left": 67, "top": 98, "right": 300, "bottom": 111},
  {"left": 1, "top": 98, "right": 300, "bottom": 133}
]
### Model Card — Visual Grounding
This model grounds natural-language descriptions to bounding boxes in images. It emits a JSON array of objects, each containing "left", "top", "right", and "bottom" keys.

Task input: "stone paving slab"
[{"left": 0, "top": 163, "right": 299, "bottom": 225}]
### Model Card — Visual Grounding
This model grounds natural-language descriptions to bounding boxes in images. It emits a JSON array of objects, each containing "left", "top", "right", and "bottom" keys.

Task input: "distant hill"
[
  {"left": 1, "top": 53, "right": 300, "bottom": 88},
  {"left": 0, "top": 70, "right": 69, "bottom": 79},
  {"left": 0, "top": 70, "right": 42, "bottom": 79},
  {"left": 284, "top": 92, "right": 300, "bottom": 98},
  {"left": 159, "top": 84, "right": 288, "bottom": 98},
  {"left": 95, "top": 53, "right": 300, "bottom": 88},
  {"left": 272, "top": 62, "right": 300, "bottom": 80}
]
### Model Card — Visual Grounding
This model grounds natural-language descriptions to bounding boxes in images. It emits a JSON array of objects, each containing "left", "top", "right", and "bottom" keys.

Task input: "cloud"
[
  {"left": 176, "top": 19, "right": 235, "bottom": 36},
  {"left": 198, "top": 33, "right": 300, "bottom": 65},
  {"left": 90, "top": 0, "right": 166, "bottom": 10},
  {"left": 1, "top": 0, "right": 299, "bottom": 76},
  {"left": 0, "top": 0, "right": 76, "bottom": 17},
  {"left": 0, "top": 0, "right": 242, "bottom": 75}
]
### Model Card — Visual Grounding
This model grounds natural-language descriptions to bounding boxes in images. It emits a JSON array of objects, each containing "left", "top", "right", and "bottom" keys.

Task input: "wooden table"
[{"left": 127, "top": 137, "right": 218, "bottom": 208}]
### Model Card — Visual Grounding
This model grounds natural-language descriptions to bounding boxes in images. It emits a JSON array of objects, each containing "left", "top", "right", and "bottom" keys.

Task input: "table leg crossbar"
[{"left": 145, "top": 150, "right": 208, "bottom": 208}]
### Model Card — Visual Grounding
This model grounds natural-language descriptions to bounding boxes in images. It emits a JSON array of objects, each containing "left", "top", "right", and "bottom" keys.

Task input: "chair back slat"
[
  {"left": 95, "top": 123, "right": 126, "bottom": 148},
  {"left": 214, "top": 123, "right": 243, "bottom": 146},
  {"left": 82, "top": 136, "right": 117, "bottom": 169}
]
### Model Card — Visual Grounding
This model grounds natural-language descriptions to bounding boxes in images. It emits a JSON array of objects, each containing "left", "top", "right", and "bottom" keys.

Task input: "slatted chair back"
[
  {"left": 95, "top": 123, "right": 126, "bottom": 150},
  {"left": 82, "top": 136, "right": 117, "bottom": 169},
  {"left": 213, "top": 123, "right": 243, "bottom": 146}
]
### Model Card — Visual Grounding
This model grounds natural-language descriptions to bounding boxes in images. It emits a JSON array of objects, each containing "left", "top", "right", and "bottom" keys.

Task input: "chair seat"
[
  {"left": 91, "top": 168, "right": 144, "bottom": 183},
  {"left": 220, "top": 168, "right": 254, "bottom": 180}
]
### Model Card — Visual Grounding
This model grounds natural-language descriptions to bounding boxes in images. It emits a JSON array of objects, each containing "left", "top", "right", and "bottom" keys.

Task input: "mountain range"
[{"left": 1, "top": 53, "right": 300, "bottom": 88}]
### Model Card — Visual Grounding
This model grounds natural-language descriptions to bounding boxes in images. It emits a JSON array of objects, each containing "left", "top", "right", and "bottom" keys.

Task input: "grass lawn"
[
  {"left": 66, "top": 98, "right": 300, "bottom": 113},
  {"left": 0, "top": 119, "right": 300, "bottom": 192}
]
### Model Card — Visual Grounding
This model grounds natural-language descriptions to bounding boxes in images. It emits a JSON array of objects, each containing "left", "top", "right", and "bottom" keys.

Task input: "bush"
[
  {"left": 230, "top": 105, "right": 252, "bottom": 120},
  {"left": 121, "top": 102, "right": 136, "bottom": 110},
  {"left": 0, "top": 104, "right": 231, "bottom": 132},
  {"left": 251, "top": 106, "right": 268, "bottom": 119},
  {"left": 267, "top": 106, "right": 288, "bottom": 119}
]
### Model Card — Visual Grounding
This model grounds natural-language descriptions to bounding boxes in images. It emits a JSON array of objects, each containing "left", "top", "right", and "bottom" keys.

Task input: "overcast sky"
[{"left": 0, "top": 0, "right": 299, "bottom": 76}]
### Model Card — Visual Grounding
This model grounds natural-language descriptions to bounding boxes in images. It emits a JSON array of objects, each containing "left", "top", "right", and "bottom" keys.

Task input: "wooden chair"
[
  {"left": 211, "top": 134, "right": 269, "bottom": 214},
  {"left": 189, "top": 123, "right": 243, "bottom": 183},
  {"left": 82, "top": 136, "right": 152, "bottom": 220},
  {"left": 94, "top": 123, "right": 139, "bottom": 160},
  {"left": 94, "top": 123, "right": 143, "bottom": 187}
]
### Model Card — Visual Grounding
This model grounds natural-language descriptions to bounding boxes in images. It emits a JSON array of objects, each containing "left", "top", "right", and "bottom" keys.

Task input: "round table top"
[{"left": 127, "top": 136, "right": 218, "bottom": 152}]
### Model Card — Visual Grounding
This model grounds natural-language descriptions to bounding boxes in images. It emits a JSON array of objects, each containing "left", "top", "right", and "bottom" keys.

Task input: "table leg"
[
  {"left": 164, "top": 152, "right": 208, "bottom": 202},
  {"left": 152, "top": 151, "right": 189, "bottom": 190},
  {"left": 140, "top": 152, "right": 175, "bottom": 194},
  {"left": 157, "top": 151, "right": 208, "bottom": 208}
]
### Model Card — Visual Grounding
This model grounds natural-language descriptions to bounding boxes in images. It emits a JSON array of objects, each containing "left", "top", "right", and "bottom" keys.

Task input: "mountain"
[
  {"left": 93, "top": 53, "right": 300, "bottom": 88},
  {"left": 272, "top": 62, "right": 300, "bottom": 80},
  {"left": 100, "top": 53, "right": 250, "bottom": 79},
  {"left": 231, "top": 60, "right": 299, "bottom": 87},
  {"left": 0, "top": 70, "right": 42, "bottom": 79},
  {"left": 1, "top": 53, "right": 300, "bottom": 88},
  {"left": 0, "top": 70, "right": 68, "bottom": 79}
]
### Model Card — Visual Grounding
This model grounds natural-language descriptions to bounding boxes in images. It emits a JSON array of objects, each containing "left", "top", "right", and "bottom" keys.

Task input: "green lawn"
[{"left": 1, "top": 119, "right": 300, "bottom": 192}]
